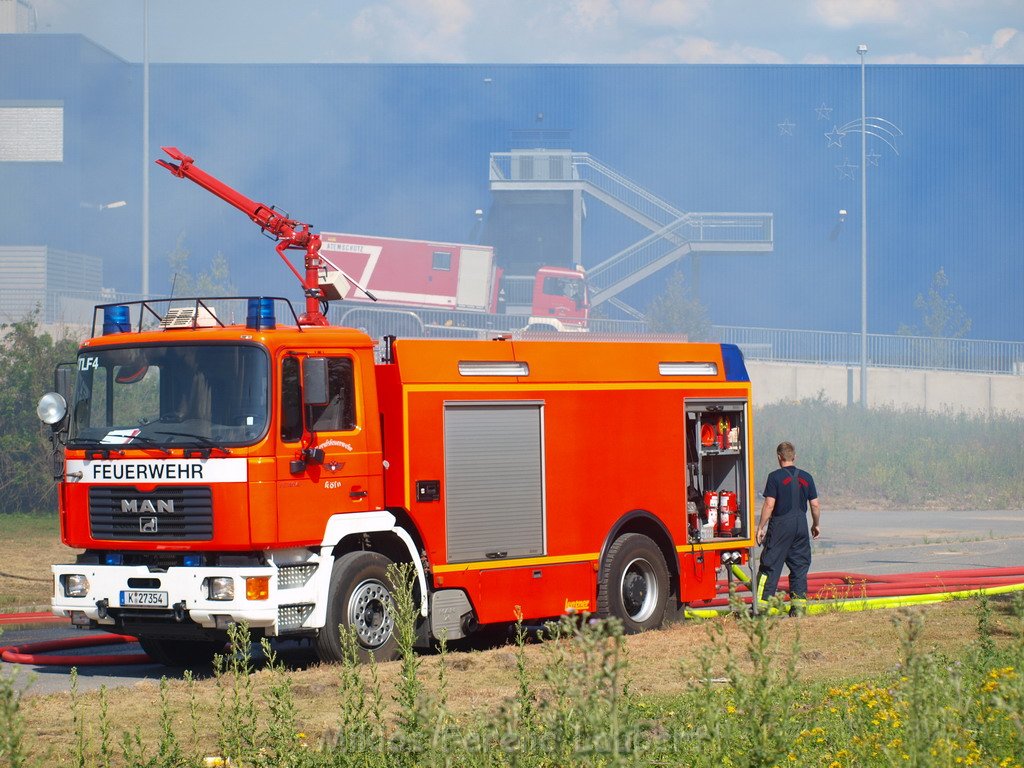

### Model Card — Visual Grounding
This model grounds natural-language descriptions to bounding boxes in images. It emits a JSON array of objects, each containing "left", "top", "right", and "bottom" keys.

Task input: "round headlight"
[{"left": 37, "top": 392, "right": 68, "bottom": 425}]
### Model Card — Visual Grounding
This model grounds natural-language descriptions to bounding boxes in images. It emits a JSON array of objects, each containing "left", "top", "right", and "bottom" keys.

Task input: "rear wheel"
[
  {"left": 138, "top": 637, "right": 225, "bottom": 668},
  {"left": 597, "top": 533, "right": 669, "bottom": 634},
  {"left": 316, "top": 551, "right": 400, "bottom": 663}
]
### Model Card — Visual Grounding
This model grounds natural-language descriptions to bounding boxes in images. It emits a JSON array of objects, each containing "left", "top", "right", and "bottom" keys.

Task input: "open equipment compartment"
[{"left": 686, "top": 398, "right": 749, "bottom": 542}]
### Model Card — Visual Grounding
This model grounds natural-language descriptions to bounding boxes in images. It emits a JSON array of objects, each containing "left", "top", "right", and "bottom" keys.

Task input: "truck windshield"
[{"left": 69, "top": 344, "right": 269, "bottom": 448}]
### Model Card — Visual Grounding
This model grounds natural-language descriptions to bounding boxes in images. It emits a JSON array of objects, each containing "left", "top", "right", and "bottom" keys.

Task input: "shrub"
[{"left": 0, "top": 313, "right": 80, "bottom": 515}]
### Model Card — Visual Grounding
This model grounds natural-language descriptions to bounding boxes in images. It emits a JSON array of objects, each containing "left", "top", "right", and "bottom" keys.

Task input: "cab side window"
[
  {"left": 307, "top": 358, "right": 356, "bottom": 432},
  {"left": 280, "top": 356, "right": 303, "bottom": 442}
]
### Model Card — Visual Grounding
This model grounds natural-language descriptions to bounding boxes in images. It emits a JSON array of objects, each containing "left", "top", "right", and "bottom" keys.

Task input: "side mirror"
[
  {"left": 302, "top": 357, "right": 330, "bottom": 407},
  {"left": 55, "top": 362, "right": 75, "bottom": 406}
]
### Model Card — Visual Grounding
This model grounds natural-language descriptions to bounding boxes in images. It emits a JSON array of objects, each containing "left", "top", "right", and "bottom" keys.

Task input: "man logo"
[
  {"left": 121, "top": 499, "right": 175, "bottom": 515},
  {"left": 140, "top": 517, "right": 158, "bottom": 533}
]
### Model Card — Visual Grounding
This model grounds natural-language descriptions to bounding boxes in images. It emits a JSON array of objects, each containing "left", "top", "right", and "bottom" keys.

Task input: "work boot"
[
  {"left": 759, "top": 595, "right": 789, "bottom": 618},
  {"left": 749, "top": 602, "right": 787, "bottom": 619}
]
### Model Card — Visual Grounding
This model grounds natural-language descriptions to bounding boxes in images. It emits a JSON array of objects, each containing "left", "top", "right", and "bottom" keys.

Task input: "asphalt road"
[
  {"left": 3, "top": 507, "right": 1022, "bottom": 695},
  {"left": 809, "top": 508, "right": 1024, "bottom": 574}
]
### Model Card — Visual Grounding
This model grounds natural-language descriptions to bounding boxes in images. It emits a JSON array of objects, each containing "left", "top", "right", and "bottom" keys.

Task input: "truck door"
[{"left": 275, "top": 353, "right": 372, "bottom": 544}]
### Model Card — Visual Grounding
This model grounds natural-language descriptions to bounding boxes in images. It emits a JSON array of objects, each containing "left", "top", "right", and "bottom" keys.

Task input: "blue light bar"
[
  {"left": 246, "top": 297, "right": 276, "bottom": 330},
  {"left": 102, "top": 305, "right": 131, "bottom": 335},
  {"left": 104, "top": 553, "right": 124, "bottom": 565},
  {"left": 182, "top": 554, "right": 205, "bottom": 567},
  {"left": 721, "top": 344, "right": 750, "bottom": 382}
]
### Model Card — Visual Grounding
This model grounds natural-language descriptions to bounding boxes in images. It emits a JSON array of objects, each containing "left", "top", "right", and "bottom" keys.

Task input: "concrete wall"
[{"left": 747, "top": 361, "right": 1024, "bottom": 416}]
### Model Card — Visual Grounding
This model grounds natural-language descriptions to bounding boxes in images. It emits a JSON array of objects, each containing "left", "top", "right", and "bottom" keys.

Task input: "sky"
[{"left": 26, "top": 0, "right": 1024, "bottom": 65}]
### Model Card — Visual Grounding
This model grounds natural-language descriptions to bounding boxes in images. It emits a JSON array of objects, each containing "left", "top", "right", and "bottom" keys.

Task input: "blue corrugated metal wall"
[{"left": 1, "top": 37, "right": 1021, "bottom": 340}]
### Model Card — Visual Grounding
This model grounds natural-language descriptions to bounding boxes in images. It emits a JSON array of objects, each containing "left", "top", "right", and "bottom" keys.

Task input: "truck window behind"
[
  {"left": 542, "top": 276, "right": 583, "bottom": 306},
  {"left": 432, "top": 250, "right": 452, "bottom": 271},
  {"left": 307, "top": 357, "right": 356, "bottom": 433}
]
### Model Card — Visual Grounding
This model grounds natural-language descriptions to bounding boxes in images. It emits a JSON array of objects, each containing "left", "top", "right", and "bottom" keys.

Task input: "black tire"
[
  {"left": 597, "top": 533, "right": 670, "bottom": 634},
  {"left": 138, "top": 637, "right": 225, "bottom": 668},
  {"left": 315, "top": 551, "right": 400, "bottom": 663}
]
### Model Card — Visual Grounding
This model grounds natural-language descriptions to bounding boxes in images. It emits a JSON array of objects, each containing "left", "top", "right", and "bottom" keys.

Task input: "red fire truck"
[
  {"left": 319, "top": 232, "right": 589, "bottom": 336},
  {"left": 37, "top": 149, "right": 754, "bottom": 666}
]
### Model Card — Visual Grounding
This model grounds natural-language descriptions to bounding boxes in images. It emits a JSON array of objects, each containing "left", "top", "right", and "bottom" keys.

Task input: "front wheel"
[
  {"left": 316, "top": 551, "right": 399, "bottom": 663},
  {"left": 597, "top": 533, "right": 670, "bottom": 634}
]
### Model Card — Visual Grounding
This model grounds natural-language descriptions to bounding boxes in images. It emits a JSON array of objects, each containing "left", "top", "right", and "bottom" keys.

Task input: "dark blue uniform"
[{"left": 758, "top": 466, "right": 818, "bottom": 605}]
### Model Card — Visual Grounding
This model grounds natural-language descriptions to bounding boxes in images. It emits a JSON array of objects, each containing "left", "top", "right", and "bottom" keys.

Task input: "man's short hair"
[{"left": 776, "top": 441, "right": 796, "bottom": 461}]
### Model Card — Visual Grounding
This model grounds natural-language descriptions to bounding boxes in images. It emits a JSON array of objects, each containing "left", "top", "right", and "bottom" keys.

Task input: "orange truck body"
[
  {"left": 377, "top": 338, "right": 754, "bottom": 623},
  {"left": 51, "top": 307, "right": 754, "bottom": 661}
]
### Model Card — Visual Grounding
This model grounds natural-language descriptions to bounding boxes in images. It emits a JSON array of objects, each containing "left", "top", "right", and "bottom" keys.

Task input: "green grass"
[
  {"left": 654, "top": 597, "right": 1024, "bottom": 767},
  {"left": 0, "top": 513, "right": 64, "bottom": 610},
  {"left": 4, "top": 571, "right": 1023, "bottom": 767},
  {"left": 0, "top": 514, "right": 58, "bottom": 538},
  {"left": 755, "top": 396, "right": 1024, "bottom": 508}
]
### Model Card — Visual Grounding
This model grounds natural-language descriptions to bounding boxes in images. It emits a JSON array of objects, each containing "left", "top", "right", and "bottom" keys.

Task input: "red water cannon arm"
[{"left": 156, "top": 146, "right": 328, "bottom": 325}]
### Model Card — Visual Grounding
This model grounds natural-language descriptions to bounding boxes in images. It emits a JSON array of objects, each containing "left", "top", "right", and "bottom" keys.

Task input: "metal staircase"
[{"left": 490, "top": 151, "right": 773, "bottom": 308}]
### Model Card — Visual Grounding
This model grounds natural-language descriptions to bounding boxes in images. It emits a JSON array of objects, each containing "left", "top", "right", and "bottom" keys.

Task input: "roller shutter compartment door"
[{"left": 444, "top": 403, "right": 544, "bottom": 563}]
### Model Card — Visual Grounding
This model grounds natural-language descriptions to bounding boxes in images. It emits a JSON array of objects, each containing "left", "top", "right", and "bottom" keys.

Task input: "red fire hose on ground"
[
  {"left": 0, "top": 634, "right": 152, "bottom": 666},
  {"left": 0, "top": 610, "right": 153, "bottom": 665},
  {"left": 709, "top": 566, "right": 1024, "bottom": 604},
  {"left": 3, "top": 566, "right": 1024, "bottom": 665},
  {"left": 0, "top": 611, "right": 65, "bottom": 627},
  {"left": 686, "top": 565, "right": 1024, "bottom": 618}
]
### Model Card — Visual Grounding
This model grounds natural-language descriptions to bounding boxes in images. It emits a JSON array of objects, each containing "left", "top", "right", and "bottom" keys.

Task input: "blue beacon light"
[
  {"left": 102, "top": 305, "right": 132, "bottom": 335},
  {"left": 246, "top": 297, "right": 276, "bottom": 330}
]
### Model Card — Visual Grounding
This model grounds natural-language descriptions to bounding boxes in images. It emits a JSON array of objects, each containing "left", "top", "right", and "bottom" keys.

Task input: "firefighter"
[{"left": 755, "top": 441, "right": 821, "bottom": 616}]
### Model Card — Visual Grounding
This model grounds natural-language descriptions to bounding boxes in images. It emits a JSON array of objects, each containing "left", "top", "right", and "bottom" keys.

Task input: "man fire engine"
[{"left": 37, "top": 149, "right": 755, "bottom": 666}]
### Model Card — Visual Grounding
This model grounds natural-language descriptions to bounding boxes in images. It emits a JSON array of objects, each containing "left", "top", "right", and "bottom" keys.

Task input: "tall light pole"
[
  {"left": 858, "top": 43, "right": 867, "bottom": 407},
  {"left": 142, "top": 0, "right": 150, "bottom": 298},
  {"left": 826, "top": 46, "right": 901, "bottom": 408}
]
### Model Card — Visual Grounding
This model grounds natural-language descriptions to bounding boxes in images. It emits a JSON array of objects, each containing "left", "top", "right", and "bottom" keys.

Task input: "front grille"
[
  {"left": 89, "top": 486, "right": 213, "bottom": 541},
  {"left": 278, "top": 604, "right": 314, "bottom": 631},
  {"left": 278, "top": 564, "right": 317, "bottom": 589}
]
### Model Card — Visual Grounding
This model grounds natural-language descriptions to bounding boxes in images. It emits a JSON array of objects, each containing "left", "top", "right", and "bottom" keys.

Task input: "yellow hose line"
[
  {"left": 685, "top": 608, "right": 724, "bottom": 619},
  {"left": 731, "top": 564, "right": 751, "bottom": 583},
  {"left": 804, "top": 581, "right": 1024, "bottom": 615},
  {"left": 682, "top": 581, "right": 1024, "bottom": 621}
]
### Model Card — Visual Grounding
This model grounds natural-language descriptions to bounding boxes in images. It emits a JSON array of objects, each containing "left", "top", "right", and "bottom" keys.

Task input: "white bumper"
[
  {"left": 50, "top": 511, "right": 428, "bottom": 636},
  {"left": 51, "top": 562, "right": 314, "bottom": 635}
]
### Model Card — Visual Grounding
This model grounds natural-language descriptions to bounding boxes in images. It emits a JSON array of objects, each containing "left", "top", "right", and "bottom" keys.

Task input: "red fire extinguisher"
[
  {"left": 703, "top": 490, "right": 719, "bottom": 532},
  {"left": 717, "top": 492, "right": 738, "bottom": 535}
]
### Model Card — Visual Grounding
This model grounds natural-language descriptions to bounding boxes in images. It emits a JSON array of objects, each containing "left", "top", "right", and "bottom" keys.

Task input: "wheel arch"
[
  {"left": 318, "top": 510, "right": 428, "bottom": 622},
  {"left": 331, "top": 525, "right": 415, "bottom": 564},
  {"left": 599, "top": 510, "right": 680, "bottom": 593}
]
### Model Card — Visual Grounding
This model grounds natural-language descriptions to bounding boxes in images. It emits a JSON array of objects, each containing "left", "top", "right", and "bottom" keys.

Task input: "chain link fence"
[{"left": 714, "top": 325, "right": 1024, "bottom": 376}]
